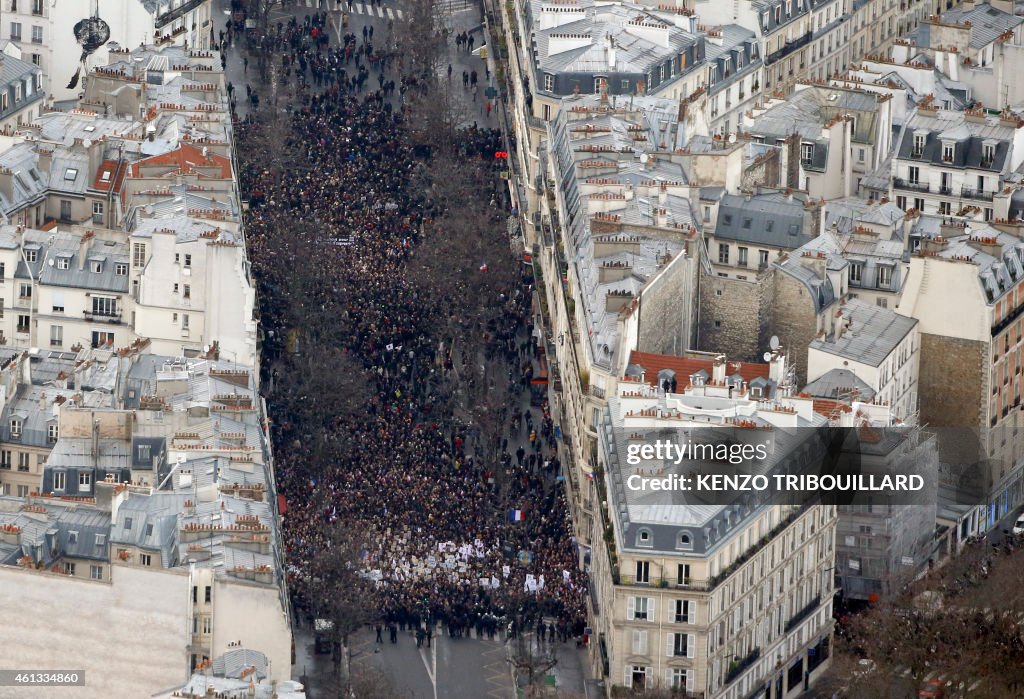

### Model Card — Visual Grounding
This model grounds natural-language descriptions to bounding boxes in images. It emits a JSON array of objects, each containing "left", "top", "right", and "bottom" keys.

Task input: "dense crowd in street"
[{"left": 232, "top": 7, "right": 590, "bottom": 645}]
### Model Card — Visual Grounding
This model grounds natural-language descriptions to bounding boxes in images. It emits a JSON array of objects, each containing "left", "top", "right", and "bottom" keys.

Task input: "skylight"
[{"left": 64, "top": 168, "right": 78, "bottom": 182}]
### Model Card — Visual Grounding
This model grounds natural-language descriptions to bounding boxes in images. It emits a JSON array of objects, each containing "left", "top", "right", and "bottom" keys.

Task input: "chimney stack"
[
  {"left": 712, "top": 354, "right": 727, "bottom": 385},
  {"left": 79, "top": 230, "right": 94, "bottom": 271},
  {"left": 91, "top": 417, "right": 100, "bottom": 463}
]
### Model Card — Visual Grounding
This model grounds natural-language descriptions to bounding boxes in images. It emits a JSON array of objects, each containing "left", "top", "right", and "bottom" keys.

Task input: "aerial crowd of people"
[{"left": 228, "top": 4, "right": 590, "bottom": 645}]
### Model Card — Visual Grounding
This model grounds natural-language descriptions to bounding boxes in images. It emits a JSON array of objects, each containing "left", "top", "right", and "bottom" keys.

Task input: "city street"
[
  {"left": 215, "top": 0, "right": 493, "bottom": 125},
  {"left": 293, "top": 621, "right": 593, "bottom": 698}
]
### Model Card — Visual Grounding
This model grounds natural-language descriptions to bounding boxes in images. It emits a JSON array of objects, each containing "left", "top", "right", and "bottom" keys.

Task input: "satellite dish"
[
  {"left": 769, "top": 335, "right": 780, "bottom": 351},
  {"left": 48, "top": 258, "right": 54, "bottom": 266},
  {"left": 640, "top": 153, "right": 649, "bottom": 164},
  {"left": 763, "top": 352, "right": 773, "bottom": 362},
  {"left": 964, "top": 225, "right": 971, "bottom": 236}
]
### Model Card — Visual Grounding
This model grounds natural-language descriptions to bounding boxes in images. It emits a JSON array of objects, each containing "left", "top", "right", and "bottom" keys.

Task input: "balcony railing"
[
  {"left": 764, "top": 32, "right": 812, "bottom": 65},
  {"left": 725, "top": 648, "right": 762, "bottom": 684},
  {"left": 784, "top": 595, "right": 822, "bottom": 632},
  {"left": 961, "top": 186, "right": 994, "bottom": 202},
  {"left": 893, "top": 177, "right": 929, "bottom": 193},
  {"left": 938, "top": 186, "right": 953, "bottom": 195},
  {"left": 618, "top": 574, "right": 700, "bottom": 589}
]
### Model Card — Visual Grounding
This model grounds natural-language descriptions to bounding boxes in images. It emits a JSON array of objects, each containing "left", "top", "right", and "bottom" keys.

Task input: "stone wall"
[
  {"left": 637, "top": 252, "right": 698, "bottom": 355},
  {"left": 741, "top": 148, "right": 783, "bottom": 192},
  {"left": 770, "top": 271, "right": 820, "bottom": 386},
  {"left": 918, "top": 333, "right": 986, "bottom": 429},
  {"left": 698, "top": 269, "right": 774, "bottom": 361}
]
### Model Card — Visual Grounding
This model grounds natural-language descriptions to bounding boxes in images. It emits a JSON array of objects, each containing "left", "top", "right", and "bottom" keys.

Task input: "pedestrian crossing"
[
  {"left": 296, "top": 0, "right": 474, "bottom": 16},
  {"left": 347, "top": 2, "right": 405, "bottom": 19},
  {"left": 297, "top": 0, "right": 405, "bottom": 17}
]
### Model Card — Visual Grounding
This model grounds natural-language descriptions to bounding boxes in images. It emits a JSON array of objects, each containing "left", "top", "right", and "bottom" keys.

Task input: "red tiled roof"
[
  {"left": 127, "top": 143, "right": 232, "bottom": 179},
  {"left": 92, "top": 159, "right": 127, "bottom": 192},
  {"left": 628, "top": 351, "right": 771, "bottom": 388},
  {"left": 812, "top": 399, "right": 847, "bottom": 420}
]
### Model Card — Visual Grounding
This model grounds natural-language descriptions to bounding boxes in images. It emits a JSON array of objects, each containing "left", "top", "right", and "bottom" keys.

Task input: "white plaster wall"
[
  {"left": 212, "top": 579, "right": 292, "bottom": 683},
  {"left": 0, "top": 563, "right": 188, "bottom": 698}
]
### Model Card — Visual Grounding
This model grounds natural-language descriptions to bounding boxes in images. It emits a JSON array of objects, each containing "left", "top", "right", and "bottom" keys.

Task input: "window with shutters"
[
  {"left": 629, "top": 596, "right": 653, "bottom": 620},
  {"left": 668, "top": 667, "right": 694, "bottom": 692},
  {"left": 670, "top": 632, "right": 689, "bottom": 657},
  {"left": 625, "top": 666, "right": 651, "bottom": 690},
  {"left": 632, "top": 629, "right": 648, "bottom": 654},
  {"left": 673, "top": 599, "right": 694, "bottom": 624}
]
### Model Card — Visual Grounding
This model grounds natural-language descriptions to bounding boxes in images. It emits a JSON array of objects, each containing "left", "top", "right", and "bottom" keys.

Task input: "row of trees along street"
[{"left": 816, "top": 537, "right": 1024, "bottom": 698}]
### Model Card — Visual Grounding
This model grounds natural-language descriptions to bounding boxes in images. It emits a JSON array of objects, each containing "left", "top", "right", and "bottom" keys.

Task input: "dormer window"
[
  {"left": 10, "top": 419, "right": 21, "bottom": 438},
  {"left": 982, "top": 142, "right": 996, "bottom": 167},
  {"left": 636, "top": 528, "right": 653, "bottom": 547},
  {"left": 751, "top": 386, "right": 763, "bottom": 398},
  {"left": 56, "top": 256, "right": 69, "bottom": 270},
  {"left": 677, "top": 532, "right": 693, "bottom": 550},
  {"left": 91, "top": 260, "right": 102, "bottom": 273},
  {"left": 942, "top": 142, "right": 954, "bottom": 162},
  {"left": 25, "top": 249, "right": 37, "bottom": 263},
  {"left": 801, "top": 142, "right": 814, "bottom": 165},
  {"left": 912, "top": 133, "right": 926, "bottom": 157}
]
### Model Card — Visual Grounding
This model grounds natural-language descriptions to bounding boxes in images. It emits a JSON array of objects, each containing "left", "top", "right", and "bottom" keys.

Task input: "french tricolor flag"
[{"left": 508, "top": 509, "right": 525, "bottom": 522}]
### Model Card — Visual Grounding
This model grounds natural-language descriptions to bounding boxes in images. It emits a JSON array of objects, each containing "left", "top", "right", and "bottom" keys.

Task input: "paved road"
[
  {"left": 350, "top": 626, "right": 514, "bottom": 698},
  {"left": 293, "top": 622, "right": 518, "bottom": 698},
  {"left": 987, "top": 504, "right": 1023, "bottom": 545}
]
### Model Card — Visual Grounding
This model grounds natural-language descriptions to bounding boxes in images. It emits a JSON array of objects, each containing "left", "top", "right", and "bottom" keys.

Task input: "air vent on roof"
[{"left": 828, "top": 93, "right": 838, "bottom": 101}]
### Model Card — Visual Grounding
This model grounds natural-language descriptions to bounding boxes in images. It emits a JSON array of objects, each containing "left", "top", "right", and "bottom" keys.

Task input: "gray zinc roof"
[
  {"left": 802, "top": 367, "right": 877, "bottom": 402},
  {"left": 715, "top": 192, "right": 810, "bottom": 249},
  {"left": 38, "top": 233, "right": 130, "bottom": 293},
  {"left": 809, "top": 298, "right": 917, "bottom": 367}
]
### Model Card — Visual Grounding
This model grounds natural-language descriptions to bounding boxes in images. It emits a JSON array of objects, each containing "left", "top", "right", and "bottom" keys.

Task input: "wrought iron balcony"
[
  {"left": 764, "top": 33, "right": 812, "bottom": 65},
  {"left": 961, "top": 186, "right": 994, "bottom": 202},
  {"left": 785, "top": 595, "right": 822, "bottom": 632},
  {"left": 726, "top": 648, "right": 762, "bottom": 684},
  {"left": 893, "top": 177, "right": 929, "bottom": 193}
]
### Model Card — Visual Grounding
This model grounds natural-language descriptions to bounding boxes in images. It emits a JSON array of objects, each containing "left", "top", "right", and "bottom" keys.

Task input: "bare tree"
[
  {"left": 305, "top": 525, "right": 378, "bottom": 677},
  {"left": 828, "top": 540, "right": 1024, "bottom": 697},
  {"left": 392, "top": 0, "right": 451, "bottom": 80},
  {"left": 509, "top": 632, "right": 558, "bottom": 697}
]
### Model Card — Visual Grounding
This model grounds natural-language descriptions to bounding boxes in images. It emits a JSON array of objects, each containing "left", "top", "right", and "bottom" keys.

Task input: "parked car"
[
  {"left": 919, "top": 677, "right": 945, "bottom": 698},
  {"left": 1013, "top": 515, "right": 1024, "bottom": 535}
]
